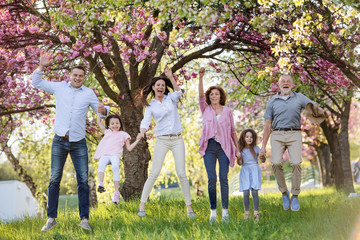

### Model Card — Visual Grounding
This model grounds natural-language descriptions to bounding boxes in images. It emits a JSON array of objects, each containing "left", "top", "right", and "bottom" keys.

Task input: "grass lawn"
[{"left": 1, "top": 187, "right": 359, "bottom": 240}]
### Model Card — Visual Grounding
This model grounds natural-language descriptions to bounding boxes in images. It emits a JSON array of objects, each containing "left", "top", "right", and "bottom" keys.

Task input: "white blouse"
[{"left": 140, "top": 90, "right": 183, "bottom": 137}]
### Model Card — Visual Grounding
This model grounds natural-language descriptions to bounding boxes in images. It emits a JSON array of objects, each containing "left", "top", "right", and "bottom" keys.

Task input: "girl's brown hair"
[
  {"left": 105, "top": 114, "right": 124, "bottom": 131},
  {"left": 238, "top": 129, "right": 258, "bottom": 165},
  {"left": 205, "top": 86, "right": 226, "bottom": 105}
]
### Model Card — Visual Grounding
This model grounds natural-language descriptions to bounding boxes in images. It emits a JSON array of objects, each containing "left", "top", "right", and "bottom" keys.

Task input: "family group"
[{"left": 32, "top": 50, "right": 324, "bottom": 232}]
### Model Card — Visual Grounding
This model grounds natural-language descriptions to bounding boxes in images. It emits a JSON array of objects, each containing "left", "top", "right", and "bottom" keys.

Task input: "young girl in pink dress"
[{"left": 94, "top": 112, "right": 140, "bottom": 204}]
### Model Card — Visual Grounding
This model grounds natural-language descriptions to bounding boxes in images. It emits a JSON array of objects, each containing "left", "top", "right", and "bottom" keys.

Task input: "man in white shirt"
[{"left": 32, "top": 50, "right": 108, "bottom": 232}]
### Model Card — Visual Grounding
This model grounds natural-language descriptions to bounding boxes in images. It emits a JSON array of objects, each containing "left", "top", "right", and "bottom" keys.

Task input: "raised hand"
[
  {"left": 164, "top": 65, "right": 173, "bottom": 79},
  {"left": 39, "top": 50, "right": 53, "bottom": 68},
  {"left": 199, "top": 67, "right": 205, "bottom": 78}
]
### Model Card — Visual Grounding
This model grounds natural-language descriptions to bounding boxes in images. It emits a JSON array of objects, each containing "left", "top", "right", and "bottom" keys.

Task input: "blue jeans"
[
  {"left": 47, "top": 135, "right": 89, "bottom": 220},
  {"left": 203, "top": 139, "right": 230, "bottom": 209}
]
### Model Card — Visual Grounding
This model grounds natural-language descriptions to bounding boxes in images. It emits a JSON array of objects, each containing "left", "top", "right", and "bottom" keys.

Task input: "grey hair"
[{"left": 279, "top": 74, "right": 293, "bottom": 82}]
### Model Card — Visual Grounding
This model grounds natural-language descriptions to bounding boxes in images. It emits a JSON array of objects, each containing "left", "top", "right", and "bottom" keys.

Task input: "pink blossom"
[
  {"left": 152, "top": 59, "right": 157, "bottom": 64},
  {"left": 28, "top": 25, "right": 39, "bottom": 33},
  {"left": 191, "top": 72, "right": 197, "bottom": 78},
  {"left": 60, "top": 35, "right": 71, "bottom": 43},
  {"left": 55, "top": 54, "right": 64, "bottom": 62},
  {"left": 16, "top": 52, "right": 25, "bottom": 62},
  {"left": 157, "top": 31, "right": 167, "bottom": 41},
  {"left": 270, "top": 84, "right": 279, "bottom": 92},
  {"left": 102, "top": 47, "right": 109, "bottom": 53},
  {"left": 149, "top": 18, "right": 157, "bottom": 25},
  {"left": 71, "top": 51, "right": 79, "bottom": 58},
  {"left": 93, "top": 44, "right": 103, "bottom": 52}
]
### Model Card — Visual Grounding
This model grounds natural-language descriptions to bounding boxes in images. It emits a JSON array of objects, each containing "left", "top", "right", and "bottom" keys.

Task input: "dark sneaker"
[
  {"left": 97, "top": 184, "right": 106, "bottom": 193},
  {"left": 79, "top": 221, "right": 92, "bottom": 231},
  {"left": 41, "top": 220, "right": 58, "bottom": 232},
  {"left": 282, "top": 191, "right": 291, "bottom": 210},
  {"left": 291, "top": 196, "right": 300, "bottom": 211}
]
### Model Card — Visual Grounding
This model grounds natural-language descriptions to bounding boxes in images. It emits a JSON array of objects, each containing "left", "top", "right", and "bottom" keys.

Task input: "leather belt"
[
  {"left": 272, "top": 128, "right": 301, "bottom": 131},
  {"left": 162, "top": 133, "right": 181, "bottom": 137},
  {"left": 56, "top": 134, "right": 69, "bottom": 139}
]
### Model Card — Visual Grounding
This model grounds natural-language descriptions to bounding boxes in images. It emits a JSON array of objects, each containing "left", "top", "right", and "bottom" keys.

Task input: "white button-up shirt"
[
  {"left": 140, "top": 90, "right": 183, "bottom": 137},
  {"left": 32, "top": 70, "right": 108, "bottom": 142}
]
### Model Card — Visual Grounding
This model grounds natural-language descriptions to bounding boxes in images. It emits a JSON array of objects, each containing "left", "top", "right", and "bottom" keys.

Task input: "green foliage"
[
  {"left": 0, "top": 161, "right": 20, "bottom": 181},
  {"left": 0, "top": 188, "right": 359, "bottom": 239}
]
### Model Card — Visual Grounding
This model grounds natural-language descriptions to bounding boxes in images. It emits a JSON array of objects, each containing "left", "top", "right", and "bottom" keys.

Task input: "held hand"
[
  {"left": 97, "top": 102, "right": 105, "bottom": 114},
  {"left": 136, "top": 132, "right": 144, "bottom": 140},
  {"left": 259, "top": 149, "right": 266, "bottom": 163},
  {"left": 237, "top": 156, "right": 243, "bottom": 166},
  {"left": 199, "top": 67, "right": 205, "bottom": 78},
  {"left": 39, "top": 50, "right": 53, "bottom": 68},
  {"left": 164, "top": 65, "right": 173, "bottom": 79}
]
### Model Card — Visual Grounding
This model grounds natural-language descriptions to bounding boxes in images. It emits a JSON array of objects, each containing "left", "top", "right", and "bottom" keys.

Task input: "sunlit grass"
[{"left": 1, "top": 187, "right": 359, "bottom": 240}]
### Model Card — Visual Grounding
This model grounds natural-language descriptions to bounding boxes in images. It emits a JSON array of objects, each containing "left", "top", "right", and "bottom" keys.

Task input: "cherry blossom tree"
[{"left": 0, "top": 0, "right": 258, "bottom": 200}]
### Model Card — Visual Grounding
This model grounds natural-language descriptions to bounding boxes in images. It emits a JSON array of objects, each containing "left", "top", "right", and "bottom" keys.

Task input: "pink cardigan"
[{"left": 199, "top": 96, "right": 236, "bottom": 167}]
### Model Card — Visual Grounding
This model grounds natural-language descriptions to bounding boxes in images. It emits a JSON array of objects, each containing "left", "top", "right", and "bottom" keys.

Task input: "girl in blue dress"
[{"left": 238, "top": 129, "right": 264, "bottom": 221}]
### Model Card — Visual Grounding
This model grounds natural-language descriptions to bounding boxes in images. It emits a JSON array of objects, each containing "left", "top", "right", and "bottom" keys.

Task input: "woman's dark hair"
[
  {"left": 238, "top": 129, "right": 258, "bottom": 165},
  {"left": 105, "top": 114, "right": 123, "bottom": 131},
  {"left": 205, "top": 86, "right": 226, "bottom": 105},
  {"left": 140, "top": 77, "right": 175, "bottom": 106}
]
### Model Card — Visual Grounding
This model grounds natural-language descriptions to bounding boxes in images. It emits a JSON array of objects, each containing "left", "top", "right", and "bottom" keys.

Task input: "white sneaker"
[{"left": 222, "top": 214, "right": 229, "bottom": 222}]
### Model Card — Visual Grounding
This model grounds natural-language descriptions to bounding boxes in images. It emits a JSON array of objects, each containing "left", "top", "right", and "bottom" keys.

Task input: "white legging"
[
  {"left": 97, "top": 155, "right": 120, "bottom": 181},
  {"left": 140, "top": 135, "right": 192, "bottom": 205}
]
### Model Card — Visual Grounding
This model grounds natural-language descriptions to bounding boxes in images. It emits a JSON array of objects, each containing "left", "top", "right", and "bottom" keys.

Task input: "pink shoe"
[{"left": 112, "top": 192, "right": 120, "bottom": 204}]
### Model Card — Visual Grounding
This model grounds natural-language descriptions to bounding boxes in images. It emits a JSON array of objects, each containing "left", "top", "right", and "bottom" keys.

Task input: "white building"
[{"left": 0, "top": 180, "right": 39, "bottom": 223}]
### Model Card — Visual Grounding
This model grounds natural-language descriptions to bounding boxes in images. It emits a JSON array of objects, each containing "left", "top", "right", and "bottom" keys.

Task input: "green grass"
[{"left": 1, "top": 187, "right": 360, "bottom": 240}]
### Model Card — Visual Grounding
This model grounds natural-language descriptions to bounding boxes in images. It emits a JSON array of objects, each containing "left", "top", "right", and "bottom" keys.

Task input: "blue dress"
[{"left": 239, "top": 146, "right": 262, "bottom": 191}]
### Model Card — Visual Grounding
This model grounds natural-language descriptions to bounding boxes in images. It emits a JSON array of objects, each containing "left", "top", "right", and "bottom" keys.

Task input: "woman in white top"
[{"left": 137, "top": 66, "right": 195, "bottom": 218}]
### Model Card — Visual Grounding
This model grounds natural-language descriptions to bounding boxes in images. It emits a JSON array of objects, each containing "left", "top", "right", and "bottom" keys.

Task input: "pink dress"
[
  {"left": 94, "top": 130, "right": 131, "bottom": 159},
  {"left": 198, "top": 96, "right": 237, "bottom": 167}
]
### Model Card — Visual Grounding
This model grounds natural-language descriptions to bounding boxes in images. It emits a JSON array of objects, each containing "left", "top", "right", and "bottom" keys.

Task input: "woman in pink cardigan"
[{"left": 198, "top": 67, "right": 240, "bottom": 222}]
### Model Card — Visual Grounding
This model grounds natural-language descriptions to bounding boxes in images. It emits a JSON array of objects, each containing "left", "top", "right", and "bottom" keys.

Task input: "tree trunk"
[
  {"left": 338, "top": 95, "right": 355, "bottom": 193},
  {"left": 320, "top": 121, "right": 344, "bottom": 190},
  {"left": 315, "top": 143, "right": 332, "bottom": 186},
  {"left": 320, "top": 108, "right": 354, "bottom": 193},
  {"left": 118, "top": 99, "right": 151, "bottom": 201}
]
